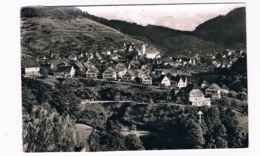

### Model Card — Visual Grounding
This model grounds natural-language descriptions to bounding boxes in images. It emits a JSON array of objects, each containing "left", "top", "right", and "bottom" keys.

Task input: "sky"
[{"left": 78, "top": 3, "right": 245, "bottom": 31}]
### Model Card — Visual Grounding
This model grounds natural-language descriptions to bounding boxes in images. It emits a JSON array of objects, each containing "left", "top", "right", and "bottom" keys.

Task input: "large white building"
[
  {"left": 21, "top": 58, "right": 40, "bottom": 76},
  {"left": 189, "top": 89, "right": 211, "bottom": 107}
]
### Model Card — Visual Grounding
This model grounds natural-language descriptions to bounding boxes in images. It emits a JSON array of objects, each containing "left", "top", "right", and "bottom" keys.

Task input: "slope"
[
  {"left": 83, "top": 13, "right": 224, "bottom": 57},
  {"left": 20, "top": 7, "right": 155, "bottom": 58},
  {"left": 194, "top": 7, "right": 246, "bottom": 49}
]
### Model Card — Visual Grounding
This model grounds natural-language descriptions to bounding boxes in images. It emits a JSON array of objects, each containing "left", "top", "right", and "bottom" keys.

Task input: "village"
[{"left": 21, "top": 41, "right": 247, "bottom": 108}]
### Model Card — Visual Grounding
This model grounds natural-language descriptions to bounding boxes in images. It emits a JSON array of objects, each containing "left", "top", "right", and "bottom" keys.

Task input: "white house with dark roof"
[
  {"left": 178, "top": 77, "right": 188, "bottom": 89},
  {"left": 142, "top": 74, "right": 152, "bottom": 85},
  {"left": 83, "top": 61, "right": 99, "bottom": 79},
  {"left": 21, "top": 58, "right": 41, "bottom": 76},
  {"left": 54, "top": 66, "right": 75, "bottom": 78},
  {"left": 205, "top": 83, "right": 222, "bottom": 99},
  {"left": 102, "top": 67, "right": 117, "bottom": 80},
  {"left": 115, "top": 63, "right": 127, "bottom": 78},
  {"left": 158, "top": 75, "right": 171, "bottom": 87},
  {"left": 122, "top": 70, "right": 135, "bottom": 81}
]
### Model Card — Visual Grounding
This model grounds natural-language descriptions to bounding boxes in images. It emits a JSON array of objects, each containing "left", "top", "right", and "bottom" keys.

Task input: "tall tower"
[{"left": 142, "top": 43, "right": 146, "bottom": 55}]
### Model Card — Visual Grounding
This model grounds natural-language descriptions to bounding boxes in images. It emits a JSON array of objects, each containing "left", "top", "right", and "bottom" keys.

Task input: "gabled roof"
[
  {"left": 73, "top": 61, "right": 85, "bottom": 69},
  {"left": 162, "top": 58, "right": 172, "bottom": 62},
  {"left": 201, "top": 80, "right": 210, "bottom": 85},
  {"left": 143, "top": 73, "right": 152, "bottom": 79},
  {"left": 171, "top": 75, "right": 187, "bottom": 82},
  {"left": 133, "top": 69, "right": 145, "bottom": 77},
  {"left": 103, "top": 67, "right": 116, "bottom": 74},
  {"left": 125, "top": 70, "right": 135, "bottom": 77},
  {"left": 95, "top": 52, "right": 102, "bottom": 59},
  {"left": 111, "top": 53, "right": 122, "bottom": 58},
  {"left": 21, "top": 58, "right": 40, "bottom": 68},
  {"left": 189, "top": 89, "right": 204, "bottom": 97},
  {"left": 56, "top": 66, "right": 73, "bottom": 73},
  {"left": 51, "top": 59, "right": 67, "bottom": 67},
  {"left": 115, "top": 63, "right": 126, "bottom": 71},
  {"left": 158, "top": 75, "right": 169, "bottom": 82},
  {"left": 221, "top": 84, "right": 230, "bottom": 90},
  {"left": 83, "top": 61, "right": 98, "bottom": 72},
  {"left": 207, "top": 83, "right": 222, "bottom": 90}
]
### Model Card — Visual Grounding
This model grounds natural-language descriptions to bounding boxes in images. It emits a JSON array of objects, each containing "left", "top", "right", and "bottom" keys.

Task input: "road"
[{"left": 81, "top": 100, "right": 188, "bottom": 107}]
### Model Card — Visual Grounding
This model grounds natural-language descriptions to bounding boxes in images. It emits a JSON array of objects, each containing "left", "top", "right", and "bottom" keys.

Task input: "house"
[
  {"left": 205, "top": 83, "right": 222, "bottom": 99},
  {"left": 200, "top": 80, "right": 210, "bottom": 89},
  {"left": 189, "top": 89, "right": 211, "bottom": 107},
  {"left": 54, "top": 66, "right": 75, "bottom": 78},
  {"left": 102, "top": 67, "right": 117, "bottom": 80},
  {"left": 21, "top": 58, "right": 41, "bottom": 76},
  {"left": 83, "top": 61, "right": 99, "bottom": 79},
  {"left": 177, "top": 76, "right": 188, "bottom": 89},
  {"left": 133, "top": 70, "right": 152, "bottom": 85},
  {"left": 212, "top": 60, "right": 217, "bottom": 65},
  {"left": 88, "top": 53, "right": 94, "bottom": 60},
  {"left": 122, "top": 70, "right": 135, "bottom": 81},
  {"left": 68, "top": 53, "right": 77, "bottom": 60},
  {"left": 115, "top": 63, "right": 127, "bottom": 78},
  {"left": 73, "top": 61, "right": 85, "bottom": 76},
  {"left": 142, "top": 74, "right": 152, "bottom": 85},
  {"left": 228, "top": 50, "right": 233, "bottom": 56},
  {"left": 111, "top": 54, "right": 122, "bottom": 61},
  {"left": 221, "top": 84, "right": 230, "bottom": 94},
  {"left": 106, "top": 51, "right": 112, "bottom": 56},
  {"left": 216, "top": 63, "right": 222, "bottom": 68},
  {"left": 50, "top": 53, "right": 60, "bottom": 59},
  {"left": 133, "top": 70, "right": 146, "bottom": 79},
  {"left": 158, "top": 74, "right": 171, "bottom": 87},
  {"left": 95, "top": 52, "right": 102, "bottom": 60},
  {"left": 50, "top": 60, "right": 68, "bottom": 70},
  {"left": 162, "top": 58, "right": 173, "bottom": 65}
]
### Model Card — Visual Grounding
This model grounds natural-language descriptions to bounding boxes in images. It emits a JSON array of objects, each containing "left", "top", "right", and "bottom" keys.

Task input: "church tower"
[{"left": 142, "top": 43, "right": 146, "bottom": 55}]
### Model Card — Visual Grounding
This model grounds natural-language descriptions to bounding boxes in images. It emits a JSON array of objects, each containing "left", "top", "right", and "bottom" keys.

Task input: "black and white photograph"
[{"left": 19, "top": 2, "right": 249, "bottom": 153}]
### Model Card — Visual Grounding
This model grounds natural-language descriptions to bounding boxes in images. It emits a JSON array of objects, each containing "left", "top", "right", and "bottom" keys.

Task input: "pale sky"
[{"left": 78, "top": 3, "right": 245, "bottom": 31}]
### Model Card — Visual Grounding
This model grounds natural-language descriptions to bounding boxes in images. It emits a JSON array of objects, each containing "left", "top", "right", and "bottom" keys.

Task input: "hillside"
[
  {"left": 194, "top": 7, "right": 246, "bottom": 49},
  {"left": 21, "top": 7, "right": 157, "bottom": 58},
  {"left": 83, "top": 14, "right": 225, "bottom": 57},
  {"left": 21, "top": 6, "right": 246, "bottom": 58}
]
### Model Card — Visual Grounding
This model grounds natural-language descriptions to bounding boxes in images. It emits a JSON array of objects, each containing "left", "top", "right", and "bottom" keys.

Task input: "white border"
[{"left": 0, "top": 0, "right": 259, "bottom": 156}]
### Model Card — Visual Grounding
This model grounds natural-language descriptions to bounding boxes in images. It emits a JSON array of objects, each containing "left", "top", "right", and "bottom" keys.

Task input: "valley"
[{"left": 21, "top": 6, "right": 248, "bottom": 152}]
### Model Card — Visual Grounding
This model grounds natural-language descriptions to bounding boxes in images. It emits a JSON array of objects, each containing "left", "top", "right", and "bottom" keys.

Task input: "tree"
[
  {"left": 125, "top": 134, "right": 144, "bottom": 150},
  {"left": 215, "top": 137, "right": 228, "bottom": 148},
  {"left": 183, "top": 119, "right": 205, "bottom": 149}
]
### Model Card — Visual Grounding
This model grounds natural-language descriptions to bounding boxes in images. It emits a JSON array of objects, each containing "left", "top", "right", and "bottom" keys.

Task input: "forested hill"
[
  {"left": 83, "top": 13, "right": 224, "bottom": 57},
  {"left": 20, "top": 7, "right": 154, "bottom": 58},
  {"left": 21, "top": 6, "right": 246, "bottom": 57},
  {"left": 82, "top": 7, "right": 246, "bottom": 56},
  {"left": 194, "top": 7, "right": 246, "bottom": 49}
]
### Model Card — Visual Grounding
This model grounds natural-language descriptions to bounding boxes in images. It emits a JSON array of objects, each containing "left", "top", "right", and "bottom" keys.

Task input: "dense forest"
[
  {"left": 194, "top": 7, "right": 246, "bottom": 48},
  {"left": 22, "top": 77, "right": 248, "bottom": 151}
]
